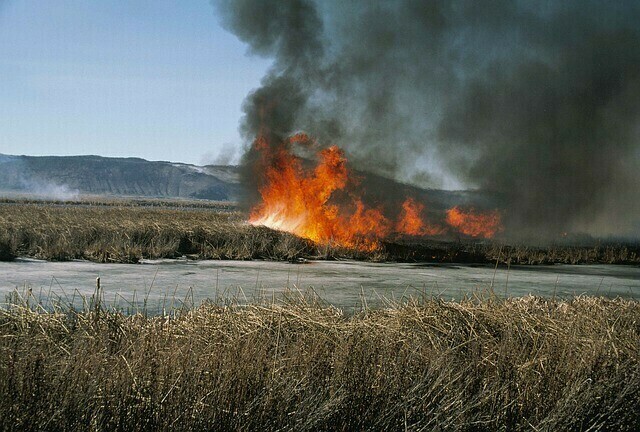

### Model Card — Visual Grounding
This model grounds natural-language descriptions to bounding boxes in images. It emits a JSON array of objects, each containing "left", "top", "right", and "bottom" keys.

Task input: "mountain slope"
[
  {"left": 0, "top": 154, "right": 242, "bottom": 201},
  {"left": 0, "top": 154, "right": 497, "bottom": 216}
]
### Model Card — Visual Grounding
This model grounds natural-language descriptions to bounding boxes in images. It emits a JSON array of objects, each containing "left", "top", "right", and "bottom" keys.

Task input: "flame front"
[
  {"left": 396, "top": 197, "right": 444, "bottom": 236},
  {"left": 249, "top": 134, "right": 502, "bottom": 248},
  {"left": 249, "top": 135, "right": 389, "bottom": 249},
  {"left": 445, "top": 206, "right": 502, "bottom": 238}
]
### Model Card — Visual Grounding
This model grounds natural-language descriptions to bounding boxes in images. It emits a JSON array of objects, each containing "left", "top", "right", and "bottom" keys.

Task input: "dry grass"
[
  {"left": 485, "top": 243, "right": 640, "bottom": 265},
  {"left": 0, "top": 293, "right": 638, "bottom": 431},
  {"left": 0, "top": 196, "right": 237, "bottom": 210},
  {"left": 1, "top": 200, "right": 638, "bottom": 264},
  {"left": 0, "top": 204, "right": 313, "bottom": 262},
  {"left": 377, "top": 239, "right": 639, "bottom": 265}
]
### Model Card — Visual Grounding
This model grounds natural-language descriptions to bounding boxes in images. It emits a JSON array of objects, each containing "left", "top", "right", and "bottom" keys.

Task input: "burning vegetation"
[
  {"left": 248, "top": 133, "right": 502, "bottom": 249},
  {"left": 217, "top": 0, "right": 640, "bottom": 241},
  {"left": 446, "top": 206, "right": 502, "bottom": 239}
]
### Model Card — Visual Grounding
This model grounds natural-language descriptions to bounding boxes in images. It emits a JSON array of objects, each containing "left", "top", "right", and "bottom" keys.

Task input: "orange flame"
[
  {"left": 445, "top": 206, "right": 502, "bottom": 238},
  {"left": 249, "top": 136, "right": 389, "bottom": 249},
  {"left": 249, "top": 134, "right": 502, "bottom": 248},
  {"left": 395, "top": 198, "right": 444, "bottom": 236}
]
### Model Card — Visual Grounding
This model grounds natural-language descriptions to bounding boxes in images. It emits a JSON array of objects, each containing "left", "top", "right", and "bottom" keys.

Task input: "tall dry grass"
[
  {"left": 1, "top": 201, "right": 638, "bottom": 264},
  {"left": 1, "top": 292, "right": 638, "bottom": 431},
  {"left": 0, "top": 204, "right": 313, "bottom": 262}
]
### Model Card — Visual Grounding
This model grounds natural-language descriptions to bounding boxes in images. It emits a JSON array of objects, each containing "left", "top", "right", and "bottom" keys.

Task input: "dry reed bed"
[
  {"left": 1, "top": 295, "right": 638, "bottom": 431},
  {"left": 0, "top": 196, "right": 237, "bottom": 210},
  {"left": 0, "top": 204, "right": 313, "bottom": 262},
  {"left": 0, "top": 202, "right": 638, "bottom": 264}
]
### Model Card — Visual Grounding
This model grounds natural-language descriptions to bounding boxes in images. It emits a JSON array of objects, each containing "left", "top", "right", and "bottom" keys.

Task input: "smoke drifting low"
[{"left": 214, "top": 0, "right": 640, "bottom": 240}]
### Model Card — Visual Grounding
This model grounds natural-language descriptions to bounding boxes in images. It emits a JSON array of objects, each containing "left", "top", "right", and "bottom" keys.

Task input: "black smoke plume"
[{"left": 214, "top": 0, "right": 640, "bottom": 240}]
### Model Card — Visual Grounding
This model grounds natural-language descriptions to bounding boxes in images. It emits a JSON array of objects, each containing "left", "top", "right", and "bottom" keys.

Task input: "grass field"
[
  {"left": 0, "top": 203, "right": 314, "bottom": 262},
  {"left": 2, "top": 199, "right": 638, "bottom": 430},
  {"left": 1, "top": 200, "right": 638, "bottom": 264},
  {"left": 1, "top": 292, "right": 638, "bottom": 431}
]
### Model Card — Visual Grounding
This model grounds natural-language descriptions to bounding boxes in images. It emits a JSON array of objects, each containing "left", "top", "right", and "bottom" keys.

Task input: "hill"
[{"left": 0, "top": 154, "right": 242, "bottom": 201}]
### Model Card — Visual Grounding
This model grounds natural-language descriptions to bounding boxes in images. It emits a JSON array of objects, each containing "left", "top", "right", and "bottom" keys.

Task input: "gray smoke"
[
  {"left": 0, "top": 154, "right": 79, "bottom": 200},
  {"left": 200, "top": 142, "right": 240, "bottom": 166},
  {"left": 18, "top": 177, "right": 79, "bottom": 201},
  {"left": 214, "top": 0, "right": 640, "bottom": 239}
]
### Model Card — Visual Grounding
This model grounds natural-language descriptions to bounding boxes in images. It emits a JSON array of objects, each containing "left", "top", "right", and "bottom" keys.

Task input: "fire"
[
  {"left": 249, "top": 135, "right": 390, "bottom": 249},
  {"left": 445, "top": 206, "right": 502, "bottom": 238},
  {"left": 395, "top": 198, "right": 444, "bottom": 236},
  {"left": 249, "top": 133, "right": 503, "bottom": 248}
]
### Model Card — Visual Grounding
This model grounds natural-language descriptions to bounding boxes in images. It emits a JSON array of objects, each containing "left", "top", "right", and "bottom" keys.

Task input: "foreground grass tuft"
[{"left": 1, "top": 295, "right": 638, "bottom": 431}]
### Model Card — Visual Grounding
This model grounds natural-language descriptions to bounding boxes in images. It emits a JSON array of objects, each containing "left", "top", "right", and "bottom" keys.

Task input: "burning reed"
[
  {"left": 246, "top": 133, "right": 502, "bottom": 250},
  {"left": 1, "top": 294, "right": 638, "bottom": 431},
  {"left": 0, "top": 200, "right": 638, "bottom": 264}
]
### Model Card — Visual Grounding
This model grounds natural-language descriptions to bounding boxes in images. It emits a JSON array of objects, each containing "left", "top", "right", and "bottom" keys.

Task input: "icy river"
[{"left": 1, "top": 258, "right": 638, "bottom": 311}]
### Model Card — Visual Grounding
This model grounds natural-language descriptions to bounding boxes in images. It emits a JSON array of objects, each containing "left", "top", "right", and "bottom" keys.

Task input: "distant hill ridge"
[
  {"left": 0, "top": 153, "right": 492, "bottom": 214},
  {"left": 0, "top": 154, "right": 242, "bottom": 201}
]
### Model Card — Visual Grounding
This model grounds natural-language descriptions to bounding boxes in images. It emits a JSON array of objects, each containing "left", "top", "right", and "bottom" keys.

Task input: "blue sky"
[{"left": 0, "top": 0, "right": 271, "bottom": 165}]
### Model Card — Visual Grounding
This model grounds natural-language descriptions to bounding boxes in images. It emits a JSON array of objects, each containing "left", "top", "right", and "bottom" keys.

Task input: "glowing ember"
[
  {"left": 445, "top": 206, "right": 502, "bottom": 238},
  {"left": 395, "top": 197, "right": 444, "bottom": 236},
  {"left": 249, "top": 134, "right": 503, "bottom": 248}
]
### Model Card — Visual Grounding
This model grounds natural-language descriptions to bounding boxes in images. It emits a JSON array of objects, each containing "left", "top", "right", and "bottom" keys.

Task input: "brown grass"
[
  {"left": 0, "top": 204, "right": 313, "bottom": 262},
  {"left": 1, "top": 200, "right": 638, "bottom": 264},
  {"left": 0, "top": 293, "right": 638, "bottom": 431},
  {"left": 0, "top": 196, "right": 237, "bottom": 210}
]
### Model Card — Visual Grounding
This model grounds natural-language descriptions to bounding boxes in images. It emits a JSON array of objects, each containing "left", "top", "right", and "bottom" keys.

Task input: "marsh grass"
[
  {"left": 0, "top": 201, "right": 638, "bottom": 264},
  {"left": 1, "top": 289, "right": 638, "bottom": 431},
  {"left": 0, "top": 204, "right": 314, "bottom": 262},
  {"left": 0, "top": 196, "right": 237, "bottom": 210}
]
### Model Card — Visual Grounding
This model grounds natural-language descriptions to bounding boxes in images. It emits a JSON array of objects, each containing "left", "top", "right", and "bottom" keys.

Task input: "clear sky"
[{"left": 0, "top": 0, "right": 271, "bottom": 165}]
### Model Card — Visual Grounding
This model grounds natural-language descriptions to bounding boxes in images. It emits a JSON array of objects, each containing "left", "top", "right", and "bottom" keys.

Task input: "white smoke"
[{"left": 18, "top": 177, "right": 80, "bottom": 201}]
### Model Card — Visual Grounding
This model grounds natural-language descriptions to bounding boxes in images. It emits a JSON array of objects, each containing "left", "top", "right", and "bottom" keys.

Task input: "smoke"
[
  {"left": 18, "top": 177, "right": 79, "bottom": 201},
  {"left": 200, "top": 142, "right": 240, "bottom": 166},
  {"left": 214, "top": 0, "right": 640, "bottom": 239},
  {"left": 0, "top": 155, "right": 80, "bottom": 200}
]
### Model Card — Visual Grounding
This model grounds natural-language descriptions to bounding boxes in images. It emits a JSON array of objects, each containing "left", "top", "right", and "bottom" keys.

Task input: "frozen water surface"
[{"left": 1, "top": 259, "right": 638, "bottom": 312}]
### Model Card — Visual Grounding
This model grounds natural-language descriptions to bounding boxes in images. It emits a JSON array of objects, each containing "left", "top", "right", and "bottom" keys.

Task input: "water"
[{"left": 1, "top": 258, "right": 638, "bottom": 311}]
